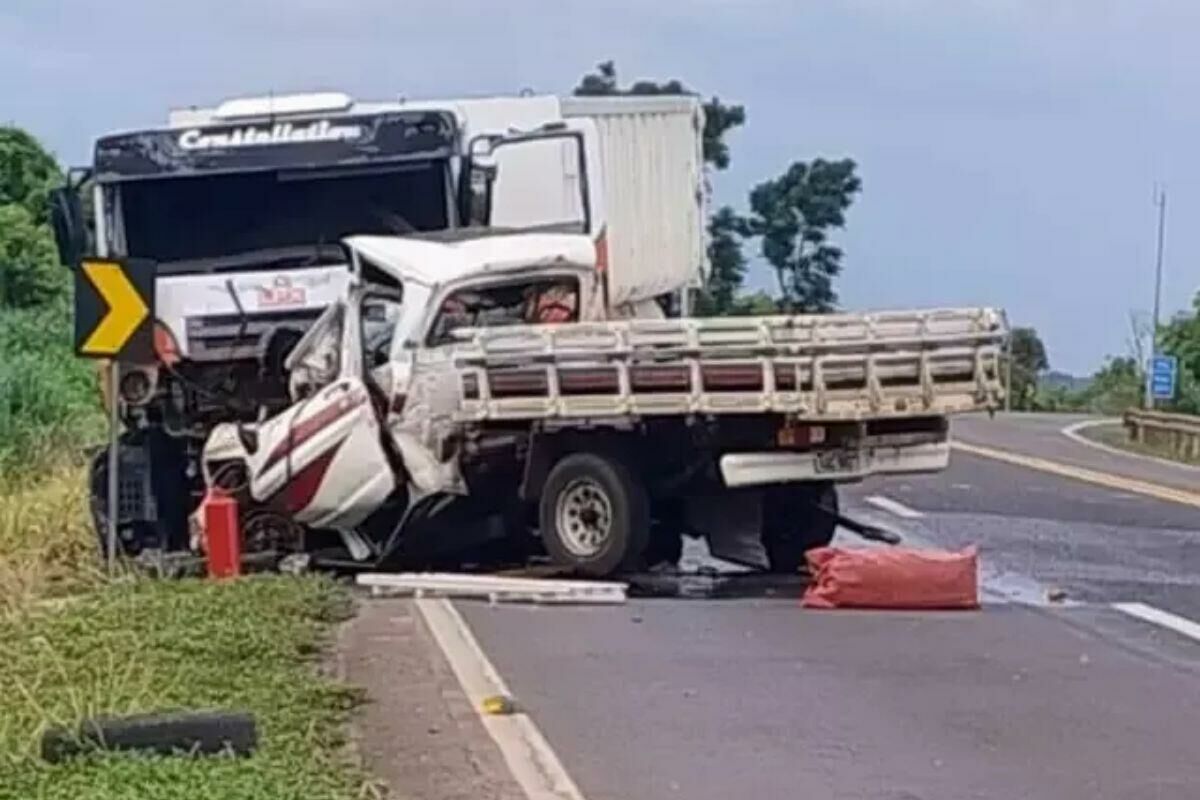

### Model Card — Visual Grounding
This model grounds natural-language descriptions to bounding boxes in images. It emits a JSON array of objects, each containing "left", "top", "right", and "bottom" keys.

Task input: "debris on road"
[
  {"left": 356, "top": 572, "right": 628, "bottom": 605},
  {"left": 481, "top": 695, "right": 517, "bottom": 716},
  {"left": 801, "top": 546, "right": 979, "bottom": 610}
]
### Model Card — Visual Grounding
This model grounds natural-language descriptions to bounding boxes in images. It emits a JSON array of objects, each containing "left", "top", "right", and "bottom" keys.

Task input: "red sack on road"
[{"left": 801, "top": 546, "right": 979, "bottom": 610}]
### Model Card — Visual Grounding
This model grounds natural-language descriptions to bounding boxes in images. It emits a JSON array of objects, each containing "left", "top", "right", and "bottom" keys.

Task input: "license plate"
[{"left": 815, "top": 449, "right": 859, "bottom": 474}]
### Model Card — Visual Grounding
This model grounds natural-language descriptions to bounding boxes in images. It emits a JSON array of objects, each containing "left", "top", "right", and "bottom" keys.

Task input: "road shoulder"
[{"left": 338, "top": 596, "right": 526, "bottom": 800}]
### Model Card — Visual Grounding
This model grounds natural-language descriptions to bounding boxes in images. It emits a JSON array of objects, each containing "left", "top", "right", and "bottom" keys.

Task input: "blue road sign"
[{"left": 1150, "top": 355, "right": 1178, "bottom": 400}]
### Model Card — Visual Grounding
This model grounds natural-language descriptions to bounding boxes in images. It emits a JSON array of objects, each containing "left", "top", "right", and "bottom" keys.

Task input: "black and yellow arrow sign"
[{"left": 74, "top": 258, "right": 155, "bottom": 362}]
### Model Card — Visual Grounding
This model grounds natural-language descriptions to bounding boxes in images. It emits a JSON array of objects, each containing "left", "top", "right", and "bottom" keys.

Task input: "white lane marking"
[
  {"left": 1062, "top": 418, "right": 1200, "bottom": 473},
  {"left": 414, "top": 598, "right": 587, "bottom": 800},
  {"left": 864, "top": 494, "right": 925, "bottom": 519},
  {"left": 1112, "top": 602, "right": 1200, "bottom": 643}
]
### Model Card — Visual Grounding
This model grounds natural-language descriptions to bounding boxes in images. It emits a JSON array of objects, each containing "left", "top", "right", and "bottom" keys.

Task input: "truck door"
[
  {"left": 248, "top": 290, "right": 396, "bottom": 533},
  {"left": 466, "top": 119, "right": 606, "bottom": 241}
]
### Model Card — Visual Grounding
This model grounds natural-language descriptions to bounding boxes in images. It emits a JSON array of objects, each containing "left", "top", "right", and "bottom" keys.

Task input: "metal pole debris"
[{"left": 357, "top": 572, "right": 628, "bottom": 604}]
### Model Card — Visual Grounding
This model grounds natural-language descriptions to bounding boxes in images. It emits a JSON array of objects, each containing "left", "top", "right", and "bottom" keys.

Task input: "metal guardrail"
[{"left": 1123, "top": 408, "right": 1200, "bottom": 460}]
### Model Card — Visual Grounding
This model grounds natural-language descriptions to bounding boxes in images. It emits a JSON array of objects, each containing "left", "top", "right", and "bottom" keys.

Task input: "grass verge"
[
  {"left": 0, "top": 576, "right": 375, "bottom": 800},
  {"left": 0, "top": 464, "right": 105, "bottom": 613},
  {"left": 1077, "top": 421, "right": 1200, "bottom": 467}
]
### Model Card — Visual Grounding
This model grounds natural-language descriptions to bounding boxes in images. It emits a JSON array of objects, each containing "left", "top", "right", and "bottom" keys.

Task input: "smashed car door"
[{"left": 246, "top": 291, "right": 396, "bottom": 530}]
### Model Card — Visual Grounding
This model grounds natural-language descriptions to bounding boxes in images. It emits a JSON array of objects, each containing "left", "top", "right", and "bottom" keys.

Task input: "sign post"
[
  {"left": 1150, "top": 355, "right": 1178, "bottom": 405},
  {"left": 74, "top": 258, "right": 155, "bottom": 574}
]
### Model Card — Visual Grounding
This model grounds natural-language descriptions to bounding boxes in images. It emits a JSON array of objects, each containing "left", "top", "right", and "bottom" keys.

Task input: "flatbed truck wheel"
[
  {"left": 761, "top": 481, "right": 839, "bottom": 574},
  {"left": 539, "top": 452, "right": 650, "bottom": 577}
]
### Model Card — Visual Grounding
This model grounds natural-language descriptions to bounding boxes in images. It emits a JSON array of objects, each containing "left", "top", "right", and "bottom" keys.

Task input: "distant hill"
[{"left": 1040, "top": 370, "right": 1092, "bottom": 393}]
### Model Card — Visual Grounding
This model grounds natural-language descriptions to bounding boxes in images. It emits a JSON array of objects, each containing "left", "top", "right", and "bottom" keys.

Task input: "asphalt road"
[
  {"left": 447, "top": 414, "right": 1200, "bottom": 800},
  {"left": 954, "top": 412, "right": 1200, "bottom": 493}
]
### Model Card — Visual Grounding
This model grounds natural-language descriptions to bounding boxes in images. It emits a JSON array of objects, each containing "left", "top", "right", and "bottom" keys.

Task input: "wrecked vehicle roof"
[{"left": 344, "top": 232, "right": 597, "bottom": 288}]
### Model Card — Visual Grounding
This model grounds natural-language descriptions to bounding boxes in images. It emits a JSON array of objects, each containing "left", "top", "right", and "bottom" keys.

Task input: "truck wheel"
[
  {"left": 539, "top": 453, "right": 649, "bottom": 577},
  {"left": 761, "top": 482, "right": 839, "bottom": 574}
]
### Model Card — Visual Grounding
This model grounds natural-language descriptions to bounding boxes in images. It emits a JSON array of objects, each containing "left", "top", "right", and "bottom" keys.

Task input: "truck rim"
[{"left": 556, "top": 478, "right": 613, "bottom": 557}]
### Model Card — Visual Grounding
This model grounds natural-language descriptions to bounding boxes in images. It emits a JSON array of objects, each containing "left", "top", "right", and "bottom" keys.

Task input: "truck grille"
[{"left": 186, "top": 309, "right": 324, "bottom": 362}]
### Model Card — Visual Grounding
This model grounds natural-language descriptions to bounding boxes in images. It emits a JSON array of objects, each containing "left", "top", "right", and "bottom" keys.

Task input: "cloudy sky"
[{"left": 4, "top": 0, "right": 1197, "bottom": 374}]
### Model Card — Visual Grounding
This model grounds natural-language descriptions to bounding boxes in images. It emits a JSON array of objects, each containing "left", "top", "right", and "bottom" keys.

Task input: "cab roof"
[{"left": 344, "top": 232, "right": 597, "bottom": 288}]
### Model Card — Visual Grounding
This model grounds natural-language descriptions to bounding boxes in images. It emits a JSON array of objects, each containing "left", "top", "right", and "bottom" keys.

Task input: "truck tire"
[
  {"left": 761, "top": 482, "right": 839, "bottom": 574},
  {"left": 539, "top": 452, "right": 649, "bottom": 577}
]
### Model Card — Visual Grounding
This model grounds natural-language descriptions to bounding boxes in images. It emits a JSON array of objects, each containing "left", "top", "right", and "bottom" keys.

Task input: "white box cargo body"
[{"left": 562, "top": 95, "right": 708, "bottom": 308}]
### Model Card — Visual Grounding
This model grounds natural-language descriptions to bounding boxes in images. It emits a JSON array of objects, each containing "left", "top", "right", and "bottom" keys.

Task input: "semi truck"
[{"left": 48, "top": 90, "right": 707, "bottom": 558}]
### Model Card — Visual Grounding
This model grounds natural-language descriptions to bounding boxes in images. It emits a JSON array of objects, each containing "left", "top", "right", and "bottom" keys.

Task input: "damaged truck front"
[
  {"left": 48, "top": 89, "right": 700, "bottom": 559},
  {"left": 198, "top": 231, "right": 1007, "bottom": 577}
]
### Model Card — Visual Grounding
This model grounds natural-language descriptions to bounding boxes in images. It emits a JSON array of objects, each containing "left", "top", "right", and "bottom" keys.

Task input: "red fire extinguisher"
[{"left": 203, "top": 489, "right": 241, "bottom": 579}]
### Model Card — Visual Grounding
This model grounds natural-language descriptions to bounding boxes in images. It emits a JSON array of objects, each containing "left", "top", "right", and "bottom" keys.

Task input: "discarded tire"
[
  {"left": 41, "top": 710, "right": 257, "bottom": 762},
  {"left": 539, "top": 452, "right": 649, "bottom": 577},
  {"left": 761, "top": 482, "right": 839, "bottom": 574}
]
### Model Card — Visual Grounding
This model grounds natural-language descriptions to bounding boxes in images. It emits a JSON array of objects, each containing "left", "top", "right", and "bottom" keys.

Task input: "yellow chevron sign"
[{"left": 75, "top": 258, "right": 155, "bottom": 361}]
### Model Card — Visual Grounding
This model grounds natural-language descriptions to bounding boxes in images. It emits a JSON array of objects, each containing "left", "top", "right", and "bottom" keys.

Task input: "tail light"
[{"left": 154, "top": 322, "right": 181, "bottom": 366}]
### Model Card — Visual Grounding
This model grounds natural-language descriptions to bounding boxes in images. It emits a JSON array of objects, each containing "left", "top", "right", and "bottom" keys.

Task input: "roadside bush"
[{"left": 0, "top": 298, "right": 104, "bottom": 480}]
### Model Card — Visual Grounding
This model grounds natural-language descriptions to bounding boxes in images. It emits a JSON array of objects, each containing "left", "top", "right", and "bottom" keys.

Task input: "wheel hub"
[{"left": 556, "top": 478, "right": 614, "bottom": 557}]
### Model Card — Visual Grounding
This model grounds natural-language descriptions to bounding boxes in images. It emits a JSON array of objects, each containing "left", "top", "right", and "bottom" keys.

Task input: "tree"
[
  {"left": 0, "top": 127, "right": 62, "bottom": 224},
  {"left": 745, "top": 159, "right": 861, "bottom": 312},
  {"left": 573, "top": 61, "right": 746, "bottom": 170},
  {"left": 1081, "top": 356, "right": 1142, "bottom": 414},
  {"left": 0, "top": 203, "right": 63, "bottom": 308},
  {"left": 1007, "top": 327, "right": 1048, "bottom": 410},
  {"left": 731, "top": 290, "right": 779, "bottom": 316},
  {"left": 694, "top": 206, "right": 750, "bottom": 315},
  {"left": 0, "top": 127, "right": 66, "bottom": 309},
  {"left": 1159, "top": 294, "right": 1200, "bottom": 414}
]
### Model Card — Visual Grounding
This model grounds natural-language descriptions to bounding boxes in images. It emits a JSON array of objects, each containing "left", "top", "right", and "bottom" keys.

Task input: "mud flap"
[{"left": 684, "top": 489, "right": 770, "bottom": 570}]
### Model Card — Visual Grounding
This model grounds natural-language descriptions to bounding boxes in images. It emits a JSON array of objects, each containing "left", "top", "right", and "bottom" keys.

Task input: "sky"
[{"left": 3, "top": 0, "right": 1198, "bottom": 375}]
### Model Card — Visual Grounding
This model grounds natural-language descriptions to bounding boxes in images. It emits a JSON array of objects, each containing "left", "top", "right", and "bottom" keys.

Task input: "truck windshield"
[{"left": 117, "top": 161, "right": 450, "bottom": 273}]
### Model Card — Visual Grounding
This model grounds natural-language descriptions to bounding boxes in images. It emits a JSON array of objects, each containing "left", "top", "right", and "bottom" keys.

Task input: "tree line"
[{"left": 1007, "top": 317, "right": 1200, "bottom": 415}]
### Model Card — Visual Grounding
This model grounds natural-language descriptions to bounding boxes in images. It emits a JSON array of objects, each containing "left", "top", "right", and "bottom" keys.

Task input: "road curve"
[{"left": 952, "top": 412, "right": 1199, "bottom": 495}]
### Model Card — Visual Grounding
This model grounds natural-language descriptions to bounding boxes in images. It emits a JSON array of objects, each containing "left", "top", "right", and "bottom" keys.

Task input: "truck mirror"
[
  {"left": 48, "top": 186, "right": 87, "bottom": 269},
  {"left": 462, "top": 155, "right": 496, "bottom": 227}
]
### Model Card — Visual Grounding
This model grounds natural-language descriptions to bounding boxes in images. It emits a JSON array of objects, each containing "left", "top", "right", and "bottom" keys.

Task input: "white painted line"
[
  {"left": 1112, "top": 601, "right": 1200, "bottom": 643},
  {"left": 864, "top": 494, "right": 925, "bottom": 519},
  {"left": 1062, "top": 418, "right": 1200, "bottom": 473},
  {"left": 414, "top": 598, "right": 587, "bottom": 800}
]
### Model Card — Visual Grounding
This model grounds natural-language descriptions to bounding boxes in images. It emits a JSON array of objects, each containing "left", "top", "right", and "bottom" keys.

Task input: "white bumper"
[{"left": 719, "top": 442, "right": 951, "bottom": 487}]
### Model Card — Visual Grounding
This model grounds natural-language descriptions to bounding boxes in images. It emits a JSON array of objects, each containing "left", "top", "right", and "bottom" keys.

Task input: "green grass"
[
  {"left": 1077, "top": 421, "right": 1200, "bottom": 466},
  {"left": 0, "top": 576, "right": 377, "bottom": 800}
]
